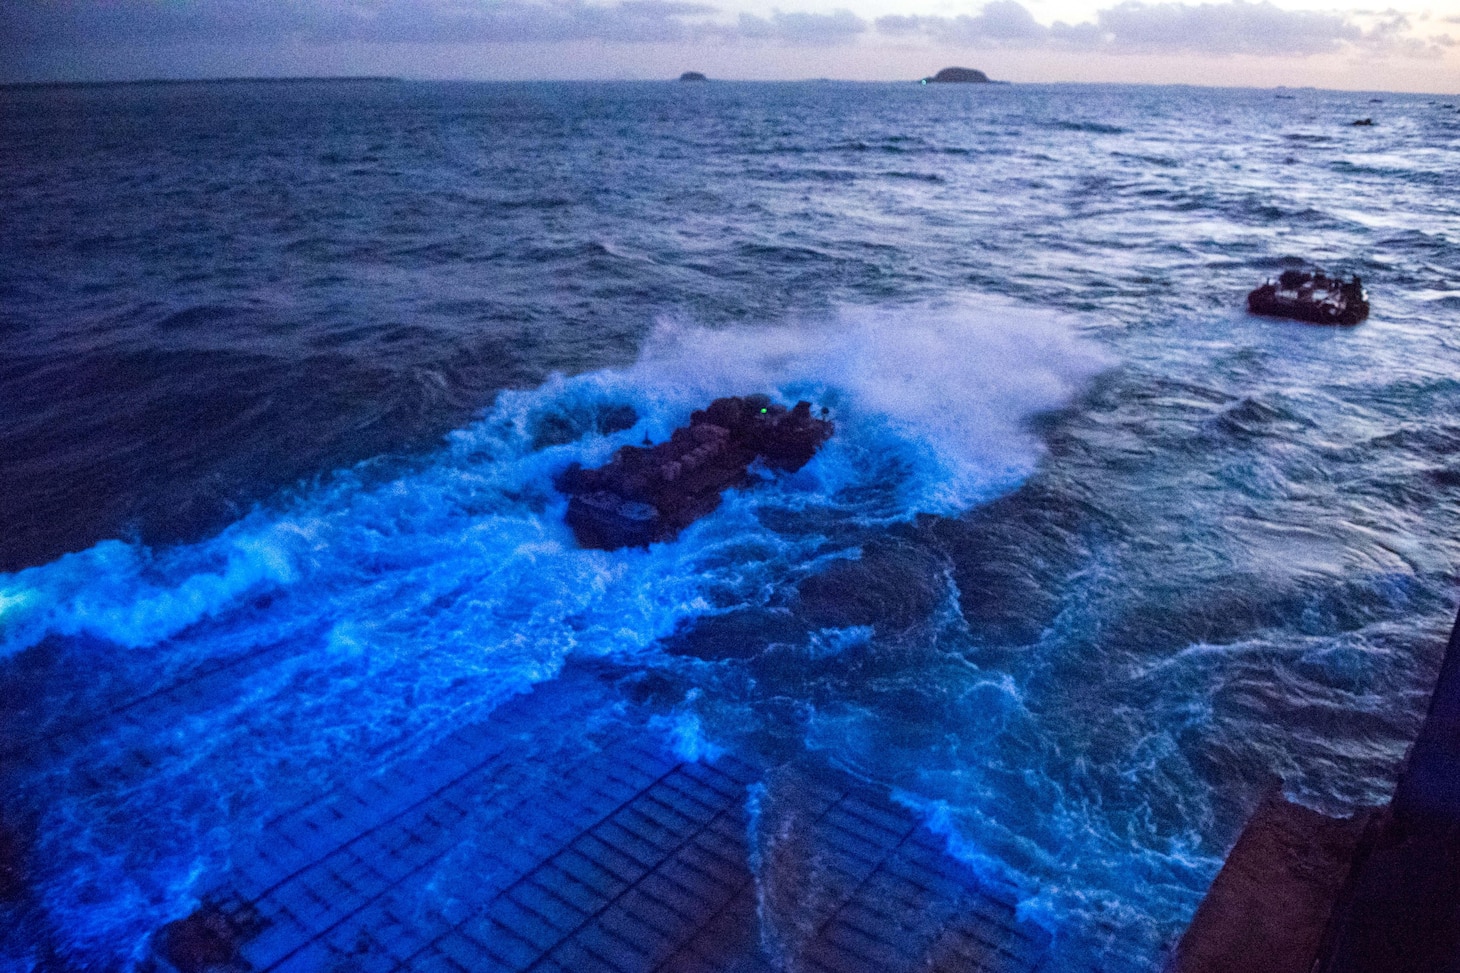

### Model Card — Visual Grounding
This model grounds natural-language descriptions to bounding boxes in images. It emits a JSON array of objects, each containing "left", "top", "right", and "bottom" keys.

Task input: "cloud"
[
  {"left": 875, "top": 1, "right": 1060, "bottom": 44},
  {"left": 0, "top": 0, "right": 867, "bottom": 50},
  {"left": 0, "top": 0, "right": 1448, "bottom": 59},
  {"left": 2, "top": 0, "right": 306, "bottom": 46},
  {"left": 0, "top": 0, "right": 878, "bottom": 52},
  {"left": 0, "top": 0, "right": 724, "bottom": 48},
  {"left": 1095, "top": 1, "right": 1361, "bottom": 56},
  {"left": 876, "top": 0, "right": 1445, "bottom": 59},
  {"left": 736, "top": 9, "right": 867, "bottom": 44},
  {"left": 1352, "top": 9, "right": 1445, "bottom": 56}
]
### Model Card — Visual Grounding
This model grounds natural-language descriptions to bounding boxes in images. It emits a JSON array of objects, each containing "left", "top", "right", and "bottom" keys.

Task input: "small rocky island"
[
  {"left": 678, "top": 71, "right": 708, "bottom": 82},
  {"left": 921, "top": 67, "right": 993, "bottom": 84},
  {"left": 555, "top": 394, "right": 832, "bottom": 549}
]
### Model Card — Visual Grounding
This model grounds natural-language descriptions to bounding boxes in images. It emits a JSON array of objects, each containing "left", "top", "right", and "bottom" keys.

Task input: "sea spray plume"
[{"left": 626, "top": 301, "right": 1111, "bottom": 513}]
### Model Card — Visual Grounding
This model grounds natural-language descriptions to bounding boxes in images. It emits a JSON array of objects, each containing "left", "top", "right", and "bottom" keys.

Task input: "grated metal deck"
[{"left": 152, "top": 675, "right": 1051, "bottom": 973}]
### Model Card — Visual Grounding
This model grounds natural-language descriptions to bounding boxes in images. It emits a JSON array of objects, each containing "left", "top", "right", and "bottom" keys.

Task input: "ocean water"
[{"left": 2, "top": 78, "right": 1459, "bottom": 970}]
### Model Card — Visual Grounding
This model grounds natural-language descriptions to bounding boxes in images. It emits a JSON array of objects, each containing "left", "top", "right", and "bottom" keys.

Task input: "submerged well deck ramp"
[{"left": 151, "top": 668, "right": 1051, "bottom": 973}]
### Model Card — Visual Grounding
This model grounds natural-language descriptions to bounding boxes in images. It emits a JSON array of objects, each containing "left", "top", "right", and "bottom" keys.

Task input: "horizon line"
[{"left": 2, "top": 74, "right": 1453, "bottom": 97}]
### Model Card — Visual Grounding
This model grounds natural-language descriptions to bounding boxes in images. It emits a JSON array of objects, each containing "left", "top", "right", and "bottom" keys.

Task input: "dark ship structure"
[
  {"left": 555, "top": 394, "right": 833, "bottom": 549},
  {"left": 1247, "top": 269, "right": 1370, "bottom": 326}
]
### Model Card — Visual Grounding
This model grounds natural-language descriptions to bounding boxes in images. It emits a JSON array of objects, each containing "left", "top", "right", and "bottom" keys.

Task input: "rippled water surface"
[{"left": 2, "top": 79, "right": 1459, "bottom": 970}]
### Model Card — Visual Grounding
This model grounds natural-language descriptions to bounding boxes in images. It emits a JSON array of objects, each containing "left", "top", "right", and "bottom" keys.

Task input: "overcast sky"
[{"left": 2, "top": 0, "right": 1457, "bottom": 92}]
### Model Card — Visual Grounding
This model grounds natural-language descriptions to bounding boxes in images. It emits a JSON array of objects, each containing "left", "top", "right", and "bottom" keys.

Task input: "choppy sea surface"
[{"left": 2, "top": 78, "right": 1460, "bottom": 970}]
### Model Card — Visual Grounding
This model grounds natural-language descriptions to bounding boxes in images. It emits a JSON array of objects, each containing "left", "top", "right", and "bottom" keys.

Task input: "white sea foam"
[
  {"left": 0, "top": 299, "right": 1108, "bottom": 963},
  {"left": 1, "top": 298, "right": 1106, "bottom": 660}
]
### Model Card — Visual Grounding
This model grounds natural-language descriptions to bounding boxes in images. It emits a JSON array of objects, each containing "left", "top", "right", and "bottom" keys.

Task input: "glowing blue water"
[{"left": 2, "top": 79, "right": 1459, "bottom": 970}]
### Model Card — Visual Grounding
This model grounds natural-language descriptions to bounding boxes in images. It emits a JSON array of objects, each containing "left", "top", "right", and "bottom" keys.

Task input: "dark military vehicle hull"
[
  {"left": 555, "top": 395, "right": 833, "bottom": 549},
  {"left": 1248, "top": 270, "right": 1369, "bottom": 326}
]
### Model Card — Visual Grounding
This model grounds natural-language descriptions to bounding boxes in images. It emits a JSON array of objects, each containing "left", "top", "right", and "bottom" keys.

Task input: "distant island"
[
  {"left": 921, "top": 67, "right": 994, "bottom": 84},
  {"left": 678, "top": 72, "right": 709, "bottom": 82}
]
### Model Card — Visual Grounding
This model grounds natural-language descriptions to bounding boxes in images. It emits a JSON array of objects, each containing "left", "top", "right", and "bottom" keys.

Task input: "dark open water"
[{"left": 2, "top": 79, "right": 1459, "bottom": 970}]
